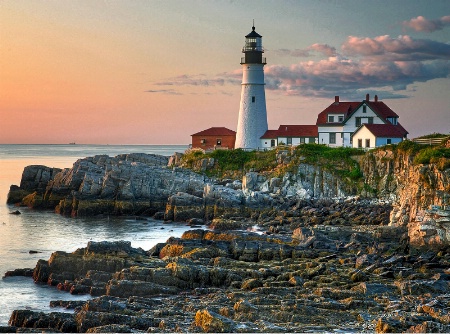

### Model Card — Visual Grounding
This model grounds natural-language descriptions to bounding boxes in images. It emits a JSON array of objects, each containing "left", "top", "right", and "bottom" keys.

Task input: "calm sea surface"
[{"left": 0, "top": 144, "right": 190, "bottom": 325}]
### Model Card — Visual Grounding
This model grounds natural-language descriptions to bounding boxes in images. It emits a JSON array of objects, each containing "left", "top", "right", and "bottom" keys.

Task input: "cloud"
[
  {"left": 150, "top": 35, "right": 449, "bottom": 99},
  {"left": 263, "top": 56, "right": 449, "bottom": 98},
  {"left": 342, "top": 35, "right": 450, "bottom": 61},
  {"left": 155, "top": 73, "right": 240, "bottom": 87},
  {"left": 274, "top": 43, "right": 336, "bottom": 58},
  {"left": 144, "top": 89, "right": 181, "bottom": 95},
  {"left": 263, "top": 34, "right": 450, "bottom": 98},
  {"left": 403, "top": 15, "right": 450, "bottom": 32}
]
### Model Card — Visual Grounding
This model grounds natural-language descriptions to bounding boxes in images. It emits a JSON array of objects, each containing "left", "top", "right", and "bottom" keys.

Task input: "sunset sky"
[{"left": 1, "top": 0, "right": 449, "bottom": 144}]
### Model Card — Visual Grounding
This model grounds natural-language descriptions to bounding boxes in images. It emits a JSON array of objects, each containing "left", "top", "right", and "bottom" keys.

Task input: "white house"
[
  {"left": 316, "top": 94, "right": 408, "bottom": 147},
  {"left": 351, "top": 124, "right": 406, "bottom": 149},
  {"left": 260, "top": 125, "right": 318, "bottom": 148}
]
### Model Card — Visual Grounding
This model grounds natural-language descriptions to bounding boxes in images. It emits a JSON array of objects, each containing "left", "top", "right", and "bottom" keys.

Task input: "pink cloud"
[
  {"left": 151, "top": 35, "right": 449, "bottom": 99},
  {"left": 403, "top": 15, "right": 450, "bottom": 32},
  {"left": 342, "top": 35, "right": 450, "bottom": 61}
]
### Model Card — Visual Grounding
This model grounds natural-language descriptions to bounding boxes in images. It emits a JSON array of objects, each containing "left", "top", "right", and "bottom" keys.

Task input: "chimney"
[
  {"left": 365, "top": 94, "right": 370, "bottom": 101},
  {"left": 374, "top": 95, "right": 378, "bottom": 102},
  {"left": 335, "top": 96, "right": 339, "bottom": 103}
]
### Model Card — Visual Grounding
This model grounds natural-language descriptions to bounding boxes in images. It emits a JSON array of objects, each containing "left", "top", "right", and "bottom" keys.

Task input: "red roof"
[
  {"left": 355, "top": 123, "right": 406, "bottom": 138},
  {"left": 260, "top": 130, "right": 279, "bottom": 139},
  {"left": 366, "top": 101, "right": 398, "bottom": 119},
  {"left": 316, "top": 97, "right": 400, "bottom": 125},
  {"left": 191, "top": 127, "right": 236, "bottom": 136},
  {"left": 260, "top": 125, "right": 318, "bottom": 139},
  {"left": 316, "top": 102, "right": 360, "bottom": 125}
]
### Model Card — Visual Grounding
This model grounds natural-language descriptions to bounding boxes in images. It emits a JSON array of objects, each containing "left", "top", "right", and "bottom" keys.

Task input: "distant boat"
[{"left": 69, "top": 142, "right": 76, "bottom": 145}]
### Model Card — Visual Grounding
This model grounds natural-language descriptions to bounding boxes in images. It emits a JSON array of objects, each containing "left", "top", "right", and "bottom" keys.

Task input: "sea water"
[{"left": 0, "top": 144, "right": 189, "bottom": 325}]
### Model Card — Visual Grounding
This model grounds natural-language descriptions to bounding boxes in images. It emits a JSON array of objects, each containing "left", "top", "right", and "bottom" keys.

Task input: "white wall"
[
  {"left": 235, "top": 63, "right": 268, "bottom": 149},
  {"left": 318, "top": 125, "right": 344, "bottom": 146},
  {"left": 352, "top": 126, "right": 376, "bottom": 148},
  {"left": 260, "top": 138, "right": 277, "bottom": 148}
]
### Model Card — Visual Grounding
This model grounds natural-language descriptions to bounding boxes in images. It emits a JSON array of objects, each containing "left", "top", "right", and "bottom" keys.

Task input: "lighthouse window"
[{"left": 252, "top": 96, "right": 255, "bottom": 103}]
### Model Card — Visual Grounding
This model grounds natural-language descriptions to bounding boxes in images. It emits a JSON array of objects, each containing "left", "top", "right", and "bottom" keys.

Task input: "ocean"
[{"left": 0, "top": 144, "right": 191, "bottom": 325}]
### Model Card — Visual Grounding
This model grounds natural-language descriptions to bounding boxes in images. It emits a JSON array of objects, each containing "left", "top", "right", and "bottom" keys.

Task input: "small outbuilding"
[
  {"left": 191, "top": 127, "right": 236, "bottom": 150},
  {"left": 351, "top": 123, "right": 407, "bottom": 149}
]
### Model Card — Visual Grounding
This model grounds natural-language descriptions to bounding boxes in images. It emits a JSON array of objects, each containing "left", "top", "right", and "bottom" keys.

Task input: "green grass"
[{"left": 180, "top": 144, "right": 367, "bottom": 182}]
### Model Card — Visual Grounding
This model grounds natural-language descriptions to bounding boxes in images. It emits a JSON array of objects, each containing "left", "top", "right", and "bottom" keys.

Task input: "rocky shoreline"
[
  {"left": 2, "top": 219, "right": 450, "bottom": 333},
  {"left": 3, "top": 148, "right": 450, "bottom": 332}
]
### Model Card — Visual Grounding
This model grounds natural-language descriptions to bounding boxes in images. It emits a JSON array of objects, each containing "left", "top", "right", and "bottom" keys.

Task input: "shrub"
[{"left": 414, "top": 147, "right": 450, "bottom": 166}]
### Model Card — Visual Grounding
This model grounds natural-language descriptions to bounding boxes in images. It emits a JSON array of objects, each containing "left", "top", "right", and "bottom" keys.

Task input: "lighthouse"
[{"left": 235, "top": 24, "right": 268, "bottom": 149}]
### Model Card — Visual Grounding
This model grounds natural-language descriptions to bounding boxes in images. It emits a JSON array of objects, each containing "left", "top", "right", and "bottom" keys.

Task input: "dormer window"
[
  {"left": 328, "top": 115, "right": 335, "bottom": 123},
  {"left": 388, "top": 117, "right": 398, "bottom": 125},
  {"left": 338, "top": 116, "right": 344, "bottom": 122}
]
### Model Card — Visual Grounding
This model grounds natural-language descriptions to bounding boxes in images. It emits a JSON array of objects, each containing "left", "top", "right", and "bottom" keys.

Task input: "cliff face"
[
  {"left": 8, "top": 154, "right": 209, "bottom": 217},
  {"left": 360, "top": 148, "right": 450, "bottom": 250},
  {"left": 7, "top": 145, "right": 450, "bottom": 250}
]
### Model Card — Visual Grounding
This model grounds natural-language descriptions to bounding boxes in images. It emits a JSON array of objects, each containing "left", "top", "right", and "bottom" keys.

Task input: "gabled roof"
[
  {"left": 191, "top": 127, "right": 236, "bottom": 137},
  {"left": 316, "top": 102, "right": 360, "bottom": 125},
  {"left": 260, "top": 125, "right": 318, "bottom": 139},
  {"left": 316, "top": 97, "right": 400, "bottom": 126},
  {"left": 353, "top": 123, "right": 407, "bottom": 138},
  {"left": 366, "top": 101, "right": 398, "bottom": 119}
]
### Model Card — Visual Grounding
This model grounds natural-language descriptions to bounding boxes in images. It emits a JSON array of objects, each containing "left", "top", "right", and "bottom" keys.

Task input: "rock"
[
  {"left": 9, "top": 210, "right": 21, "bottom": 215},
  {"left": 194, "top": 309, "right": 236, "bottom": 333},
  {"left": 86, "top": 324, "right": 132, "bottom": 333},
  {"left": 234, "top": 299, "right": 257, "bottom": 313},
  {"left": 3, "top": 268, "right": 34, "bottom": 277},
  {"left": 106, "top": 280, "right": 179, "bottom": 297},
  {"left": 241, "top": 278, "right": 263, "bottom": 290}
]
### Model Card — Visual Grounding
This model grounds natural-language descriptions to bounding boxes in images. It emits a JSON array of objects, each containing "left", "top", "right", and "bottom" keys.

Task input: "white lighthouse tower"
[{"left": 235, "top": 24, "right": 268, "bottom": 149}]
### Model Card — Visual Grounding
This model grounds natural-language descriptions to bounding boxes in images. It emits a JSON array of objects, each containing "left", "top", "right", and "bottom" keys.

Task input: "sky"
[{"left": 0, "top": 0, "right": 449, "bottom": 144}]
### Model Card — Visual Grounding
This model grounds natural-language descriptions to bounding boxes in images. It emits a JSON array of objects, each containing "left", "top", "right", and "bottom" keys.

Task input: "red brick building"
[{"left": 191, "top": 127, "right": 236, "bottom": 150}]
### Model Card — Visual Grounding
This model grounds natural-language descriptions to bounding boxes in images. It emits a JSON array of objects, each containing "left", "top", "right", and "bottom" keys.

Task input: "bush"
[{"left": 414, "top": 147, "right": 450, "bottom": 166}]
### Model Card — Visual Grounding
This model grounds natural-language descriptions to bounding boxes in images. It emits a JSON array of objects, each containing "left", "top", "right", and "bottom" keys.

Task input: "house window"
[
  {"left": 363, "top": 106, "right": 367, "bottom": 113},
  {"left": 252, "top": 96, "right": 255, "bottom": 103},
  {"left": 287, "top": 137, "right": 292, "bottom": 145},
  {"left": 355, "top": 117, "right": 361, "bottom": 127},
  {"left": 216, "top": 139, "right": 222, "bottom": 146},
  {"left": 328, "top": 115, "right": 335, "bottom": 123},
  {"left": 358, "top": 139, "right": 362, "bottom": 148},
  {"left": 387, "top": 139, "right": 392, "bottom": 144},
  {"left": 338, "top": 116, "right": 344, "bottom": 122},
  {"left": 365, "top": 139, "right": 370, "bottom": 148},
  {"left": 300, "top": 138, "right": 305, "bottom": 144},
  {"left": 270, "top": 139, "right": 275, "bottom": 147},
  {"left": 368, "top": 117, "right": 374, "bottom": 124},
  {"left": 329, "top": 133, "right": 336, "bottom": 144},
  {"left": 200, "top": 139, "right": 206, "bottom": 144},
  {"left": 309, "top": 137, "right": 315, "bottom": 143}
]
